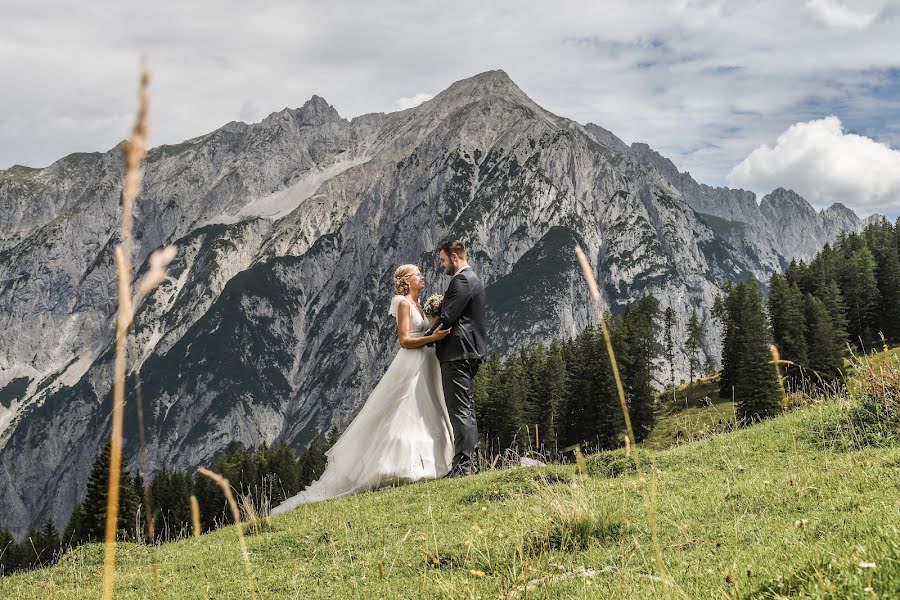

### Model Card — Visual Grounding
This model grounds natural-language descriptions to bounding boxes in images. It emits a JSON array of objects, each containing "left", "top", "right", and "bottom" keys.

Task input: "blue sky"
[{"left": 1, "top": 0, "right": 898, "bottom": 218}]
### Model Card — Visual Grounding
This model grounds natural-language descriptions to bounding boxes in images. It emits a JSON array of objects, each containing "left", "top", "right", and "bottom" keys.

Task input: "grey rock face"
[
  {"left": 0, "top": 69, "right": 867, "bottom": 536},
  {"left": 628, "top": 145, "right": 870, "bottom": 265}
]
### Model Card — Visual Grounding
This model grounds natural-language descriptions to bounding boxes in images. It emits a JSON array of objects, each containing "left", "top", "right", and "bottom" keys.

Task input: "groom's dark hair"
[{"left": 438, "top": 240, "right": 467, "bottom": 260}]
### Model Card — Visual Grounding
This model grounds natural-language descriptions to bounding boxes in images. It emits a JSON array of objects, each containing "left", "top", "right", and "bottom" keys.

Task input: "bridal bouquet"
[{"left": 423, "top": 293, "right": 443, "bottom": 317}]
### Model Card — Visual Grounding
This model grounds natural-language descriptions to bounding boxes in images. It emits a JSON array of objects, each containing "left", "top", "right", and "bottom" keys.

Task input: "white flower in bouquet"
[{"left": 423, "top": 293, "right": 443, "bottom": 317}]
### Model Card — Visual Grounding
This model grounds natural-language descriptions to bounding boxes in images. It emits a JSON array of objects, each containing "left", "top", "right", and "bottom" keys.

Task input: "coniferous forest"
[
  {"left": 0, "top": 432, "right": 336, "bottom": 576},
  {"left": 474, "top": 294, "right": 663, "bottom": 458},
  {"left": 766, "top": 219, "right": 900, "bottom": 384}
]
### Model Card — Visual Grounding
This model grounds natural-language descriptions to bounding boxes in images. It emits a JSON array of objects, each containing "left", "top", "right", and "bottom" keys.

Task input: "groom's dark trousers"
[
  {"left": 426, "top": 266, "right": 487, "bottom": 474},
  {"left": 441, "top": 358, "right": 481, "bottom": 471}
]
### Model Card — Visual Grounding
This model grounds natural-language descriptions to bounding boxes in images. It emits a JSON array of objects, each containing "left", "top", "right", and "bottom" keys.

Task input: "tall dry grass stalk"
[
  {"left": 770, "top": 345, "right": 787, "bottom": 411},
  {"left": 101, "top": 65, "right": 150, "bottom": 600},
  {"left": 102, "top": 66, "right": 177, "bottom": 600},
  {"left": 197, "top": 467, "right": 257, "bottom": 599},
  {"left": 133, "top": 369, "right": 160, "bottom": 599},
  {"left": 574, "top": 246, "right": 672, "bottom": 594},
  {"left": 190, "top": 495, "right": 201, "bottom": 538},
  {"left": 574, "top": 248, "right": 640, "bottom": 465}
]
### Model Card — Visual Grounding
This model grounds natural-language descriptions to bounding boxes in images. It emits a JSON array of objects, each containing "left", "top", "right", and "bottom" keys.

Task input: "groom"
[{"left": 427, "top": 240, "right": 487, "bottom": 477}]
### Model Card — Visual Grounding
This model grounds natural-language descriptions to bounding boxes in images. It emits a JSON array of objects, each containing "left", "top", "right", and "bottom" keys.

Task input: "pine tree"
[
  {"left": 521, "top": 344, "right": 545, "bottom": 432},
  {"left": 818, "top": 278, "right": 849, "bottom": 351},
  {"left": 838, "top": 234, "right": 880, "bottom": 349},
  {"left": 266, "top": 441, "right": 302, "bottom": 504},
  {"left": 563, "top": 323, "right": 624, "bottom": 451},
  {"left": 493, "top": 354, "right": 530, "bottom": 451},
  {"left": 71, "top": 443, "right": 141, "bottom": 544},
  {"left": 808, "top": 242, "right": 839, "bottom": 296},
  {"left": 785, "top": 259, "right": 812, "bottom": 293},
  {"left": 298, "top": 432, "right": 329, "bottom": 489},
  {"left": 118, "top": 472, "right": 142, "bottom": 541},
  {"left": 474, "top": 354, "right": 501, "bottom": 457},
  {"left": 559, "top": 328, "right": 592, "bottom": 448},
  {"left": 865, "top": 219, "right": 900, "bottom": 343},
  {"left": 533, "top": 337, "right": 567, "bottom": 455},
  {"left": 12, "top": 522, "right": 61, "bottom": 572},
  {"left": 714, "top": 282, "right": 738, "bottom": 399},
  {"left": 63, "top": 502, "right": 87, "bottom": 547},
  {"left": 686, "top": 308, "right": 703, "bottom": 393},
  {"left": 150, "top": 470, "right": 194, "bottom": 542},
  {"left": 217, "top": 441, "right": 258, "bottom": 499},
  {"left": 663, "top": 306, "right": 676, "bottom": 401},
  {"left": 804, "top": 293, "right": 843, "bottom": 380},
  {"left": 618, "top": 295, "right": 661, "bottom": 442},
  {"left": 44, "top": 519, "right": 62, "bottom": 561},
  {"left": 0, "top": 527, "right": 16, "bottom": 575},
  {"left": 768, "top": 273, "right": 808, "bottom": 381},
  {"left": 193, "top": 468, "right": 225, "bottom": 532},
  {"left": 722, "top": 280, "right": 782, "bottom": 422}
]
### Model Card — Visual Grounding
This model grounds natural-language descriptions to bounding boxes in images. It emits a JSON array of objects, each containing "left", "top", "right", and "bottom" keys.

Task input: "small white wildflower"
[{"left": 858, "top": 561, "right": 877, "bottom": 569}]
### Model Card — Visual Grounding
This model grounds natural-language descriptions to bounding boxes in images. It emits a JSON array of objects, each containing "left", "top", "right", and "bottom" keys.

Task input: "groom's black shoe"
[
  {"left": 443, "top": 465, "right": 466, "bottom": 479},
  {"left": 444, "top": 460, "right": 478, "bottom": 479},
  {"left": 459, "top": 463, "right": 478, "bottom": 477}
]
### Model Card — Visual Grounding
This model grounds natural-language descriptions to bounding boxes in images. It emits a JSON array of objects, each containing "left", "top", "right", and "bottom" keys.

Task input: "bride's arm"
[{"left": 397, "top": 302, "right": 451, "bottom": 349}]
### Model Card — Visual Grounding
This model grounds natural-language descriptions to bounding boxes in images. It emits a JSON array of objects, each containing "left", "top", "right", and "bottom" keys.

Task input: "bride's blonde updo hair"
[{"left": 393, "top": 264, "right": 418, "bottom": 295}]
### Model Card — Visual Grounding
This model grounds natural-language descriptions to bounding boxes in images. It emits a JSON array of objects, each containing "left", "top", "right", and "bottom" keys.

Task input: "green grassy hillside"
[
  {"left": 645, "top": 375, "right": 736, "bottom": 450},
  {"left": 2, "top": 353, "right": 897, "bottom": 599}
]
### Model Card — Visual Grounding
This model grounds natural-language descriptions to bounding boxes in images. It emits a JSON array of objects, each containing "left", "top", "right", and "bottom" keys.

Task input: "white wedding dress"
[{"left": 271, "top": 295, "right": 453, "bottom": 514}]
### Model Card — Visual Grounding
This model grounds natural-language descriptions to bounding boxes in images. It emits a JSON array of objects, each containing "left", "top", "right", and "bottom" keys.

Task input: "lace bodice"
[{"left": 389, "top": 295, "right": 428, "bottom": 334}]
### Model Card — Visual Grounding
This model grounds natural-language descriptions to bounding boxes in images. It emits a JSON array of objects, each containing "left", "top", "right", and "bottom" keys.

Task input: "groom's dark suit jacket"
[{"left": 428, "top": 266, "right": 487, "bottom": 363}]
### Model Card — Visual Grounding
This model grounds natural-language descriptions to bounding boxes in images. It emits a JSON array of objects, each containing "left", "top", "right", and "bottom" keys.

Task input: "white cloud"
[
  {"left": 394, "top": 93, "right": 433, "bottom": 110},
  {"left": 1, "top": 0, "right": 899, "bottom": 219},
  {"left": 727, "top": 116, "right": 900, "bottom": 215},
  {"left": 806, "top": 0, "right": 879, "bottom": 30}
]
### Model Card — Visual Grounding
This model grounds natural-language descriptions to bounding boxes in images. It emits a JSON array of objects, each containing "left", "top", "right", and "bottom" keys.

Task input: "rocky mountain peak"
[
  {"left": 629, "top": 142, "right": 681, "bottom": 180},
  {"left": 821, "top": 201, "right": 869, "bottom": 236},
  {"left": 821, "top": 202, "right": 856, "bottom": 219},
  {"left": 300, "top": 94, "right": 338, "bottom": 115},
  {"left": 583, "top": 123, "right": 630, "bottom": 152},
  {"left": 427, "top": 69, "right": 536, "bottom": 113},
  {"left": 760, "top": 187, "right": 817, "bottom": 219},
  {"left": 260, "top": 95, "right": 343, "bottom": 129}
]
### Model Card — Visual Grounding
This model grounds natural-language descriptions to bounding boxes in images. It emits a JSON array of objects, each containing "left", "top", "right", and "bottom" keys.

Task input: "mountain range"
[{"left": 0, "top": 69, "right": 878, "bottom": 536}]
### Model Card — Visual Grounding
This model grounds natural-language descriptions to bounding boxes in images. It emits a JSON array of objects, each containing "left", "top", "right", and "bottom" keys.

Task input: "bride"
[{"left": 271, "top": 264, "right": 454, "bottom": 514}]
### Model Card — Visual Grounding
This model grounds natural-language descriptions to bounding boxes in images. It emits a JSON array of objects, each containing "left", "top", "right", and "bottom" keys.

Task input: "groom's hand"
[
  {"left": 432, "top": 324, "right": 452, "bottom": 341},
  {"left": 424, "top": 318, "right": 444, "bottom": 338},
  {"left": 425, "top": 320, "right": 448, "bottom": 346}
]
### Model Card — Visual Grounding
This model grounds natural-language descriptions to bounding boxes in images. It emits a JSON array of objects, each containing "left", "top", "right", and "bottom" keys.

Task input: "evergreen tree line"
[
  {"left": 716, "top": 218, "right": 899, "bottom": 424},
  {"left": 474, "top": 295, "right": 664, "bottom": 458},
  {"left": 1, "top": 430, "right": 337, "bottom": 577},
  {"left": 0, "top": 520, "right": 62, "bottom": 577},
  {"left": 767, "top": 219, "right": 900, "bottom": 385}
]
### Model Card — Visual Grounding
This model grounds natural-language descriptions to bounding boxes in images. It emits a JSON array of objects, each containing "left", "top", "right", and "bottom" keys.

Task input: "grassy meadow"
[{"left": 1, "top": 349, "right": 897, "bottom": 599}]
